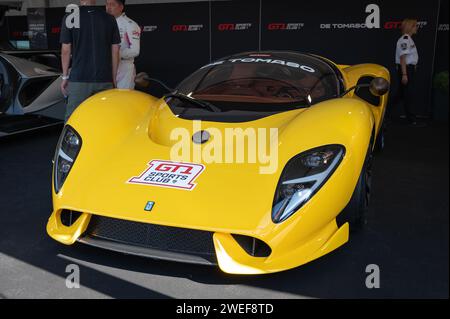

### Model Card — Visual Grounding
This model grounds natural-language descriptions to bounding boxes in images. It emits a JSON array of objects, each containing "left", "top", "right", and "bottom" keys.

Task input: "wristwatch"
[{"left": 61, "top": 75, "right": 69, "bottom": 80}]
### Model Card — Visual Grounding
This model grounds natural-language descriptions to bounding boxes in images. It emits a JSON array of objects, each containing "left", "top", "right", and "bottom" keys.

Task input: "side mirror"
[
  {"left": 369, "top": 77, "right": 390, "bottom": 96},
  {"left": 135, "top": 72, "right": 173, "bottom": 93},
  {"left": 135, "top": 72, "right": 151, "bottom": 88}
]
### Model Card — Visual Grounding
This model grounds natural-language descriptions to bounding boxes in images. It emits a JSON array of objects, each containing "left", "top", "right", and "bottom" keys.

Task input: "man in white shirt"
[
  {"left": 106, "top": 0, "right": 141, "bottom": 89},
  {"left": 394, "top": 19, "right": 421, "bottom": 125}
]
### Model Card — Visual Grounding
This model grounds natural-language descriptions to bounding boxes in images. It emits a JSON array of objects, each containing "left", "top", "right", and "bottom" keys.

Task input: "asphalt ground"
[{"left": 0, "top": 120, "right": 448, "bottom": 299}]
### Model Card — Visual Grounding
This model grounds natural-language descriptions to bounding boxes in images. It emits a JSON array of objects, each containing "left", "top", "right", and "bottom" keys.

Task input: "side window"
[{"left": 354, "top": 76, "right": 380, "bottom": 106}]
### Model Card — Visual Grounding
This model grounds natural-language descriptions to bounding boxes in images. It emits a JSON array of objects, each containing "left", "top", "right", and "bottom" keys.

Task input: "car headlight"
[
  {"left": 54, "top": 125, "right": 82, "bottom": 194},
  {"left": 272, "top": 145, "right": 345, "bottom": 223}
]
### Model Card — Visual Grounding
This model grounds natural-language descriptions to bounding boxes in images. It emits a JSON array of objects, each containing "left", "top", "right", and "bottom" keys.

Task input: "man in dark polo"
[{"left": 60, "top": 0, "right": 121, "bottom": 121}]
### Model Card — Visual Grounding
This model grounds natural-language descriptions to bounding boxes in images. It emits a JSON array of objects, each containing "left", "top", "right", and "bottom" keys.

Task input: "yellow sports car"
[{"left": 47, "top": 51, "right": 390, "bottom": 274}]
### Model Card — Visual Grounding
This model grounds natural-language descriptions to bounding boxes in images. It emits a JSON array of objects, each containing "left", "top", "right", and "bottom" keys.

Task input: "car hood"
[{"left": 60, "top": 98, "right": 310, "bottom": 234}]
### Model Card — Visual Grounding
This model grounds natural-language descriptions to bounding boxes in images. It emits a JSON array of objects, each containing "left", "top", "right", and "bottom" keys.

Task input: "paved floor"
[{"left": 0, "top": 121, "right": 448, "bottom": 299}]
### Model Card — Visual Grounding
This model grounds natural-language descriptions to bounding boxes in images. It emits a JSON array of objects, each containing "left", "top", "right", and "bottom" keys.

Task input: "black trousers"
[{"left": 394, "top": 64, "right": 417, "bottom": 122}]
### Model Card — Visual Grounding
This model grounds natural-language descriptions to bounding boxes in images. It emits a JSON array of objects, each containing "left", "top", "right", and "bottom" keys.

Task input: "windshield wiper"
[{"left": 164, "top": 92, "right": 221, "bottom": 113}]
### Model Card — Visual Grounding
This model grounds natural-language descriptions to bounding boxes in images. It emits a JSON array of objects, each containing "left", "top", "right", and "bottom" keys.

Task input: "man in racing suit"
[{"left": 106, "top": 0, "right": 141, "bottom": 89}]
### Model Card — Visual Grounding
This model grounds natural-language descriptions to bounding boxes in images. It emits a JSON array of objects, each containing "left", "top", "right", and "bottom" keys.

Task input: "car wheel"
[
  {"left": 340, "top": 147, "right": 373, "bottom": 233},
  {"left": 374, "top": 123, "right": 385, "bottom": 152}
]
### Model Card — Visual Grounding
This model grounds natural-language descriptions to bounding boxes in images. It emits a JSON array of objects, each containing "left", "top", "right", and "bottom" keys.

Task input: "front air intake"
[
  {"left": 60, "top": 210, "right": 82, "bottom": 227},
  {"left": 232, "top": 234, "right": 272, "bottom": 257}
]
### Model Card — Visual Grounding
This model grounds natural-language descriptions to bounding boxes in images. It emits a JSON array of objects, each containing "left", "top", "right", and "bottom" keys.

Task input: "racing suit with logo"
[{"left": 116, "top": 13, "right": 141, "bottom": 89}]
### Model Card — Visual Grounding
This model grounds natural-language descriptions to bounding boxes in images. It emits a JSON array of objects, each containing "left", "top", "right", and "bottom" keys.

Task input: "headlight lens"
[
  {"left": 272, "top": 145, "right": 345, "bottom": 223},
  {"left": 54, "top": 125, "right": 82, "bottom": 193}
]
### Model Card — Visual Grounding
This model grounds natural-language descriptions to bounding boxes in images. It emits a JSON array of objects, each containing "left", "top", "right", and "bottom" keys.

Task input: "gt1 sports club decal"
[{"left": 128, "top": 160, "right": 205, "bottom": 190}]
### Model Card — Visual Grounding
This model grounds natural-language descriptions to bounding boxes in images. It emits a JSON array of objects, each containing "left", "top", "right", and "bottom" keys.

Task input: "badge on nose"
[{"left": 192, "top": 130, "right": 210, "bottom": 144}]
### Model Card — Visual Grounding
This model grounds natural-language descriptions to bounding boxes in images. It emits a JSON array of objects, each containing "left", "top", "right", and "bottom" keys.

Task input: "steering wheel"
[
  {"left": 261, "top": 78, "right": 307, "bottom": 99},
  {"left": 199, "top": 77, "right": 306, "bottom": 99},
  {"left": 273, "top": 86, "right": 301, "bottom": 99}
]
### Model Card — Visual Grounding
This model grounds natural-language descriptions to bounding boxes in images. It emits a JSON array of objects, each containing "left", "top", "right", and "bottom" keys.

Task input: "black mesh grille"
[{"left": 85, "top": 215, "right": 216, "bottom": 262}]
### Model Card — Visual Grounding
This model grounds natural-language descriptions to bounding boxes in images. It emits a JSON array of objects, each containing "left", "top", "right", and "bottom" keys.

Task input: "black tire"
[
  {"left": 374, "top": 123, "right": 385, "bottom": 152},
  {"left": 339, "top": 147, "right": 373, "bottom": 233}
]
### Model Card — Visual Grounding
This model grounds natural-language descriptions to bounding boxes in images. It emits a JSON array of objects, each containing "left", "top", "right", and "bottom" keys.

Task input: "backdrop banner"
[
  {"left": 36, "top": 0, "right": 443, "bottom": 116},
  {"left": 435, "top": 0, "right": 449, "bottom": 74},
  {"left": 260, "top": 0, "right": 439, "bottom": 116},
  {"left": 126, "top": 2, "right": 211, "bottom": 90}
]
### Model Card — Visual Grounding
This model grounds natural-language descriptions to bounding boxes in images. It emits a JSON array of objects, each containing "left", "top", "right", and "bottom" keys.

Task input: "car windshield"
[{"left": 174, "top": 52, "right": 341, "bottom": 112}]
